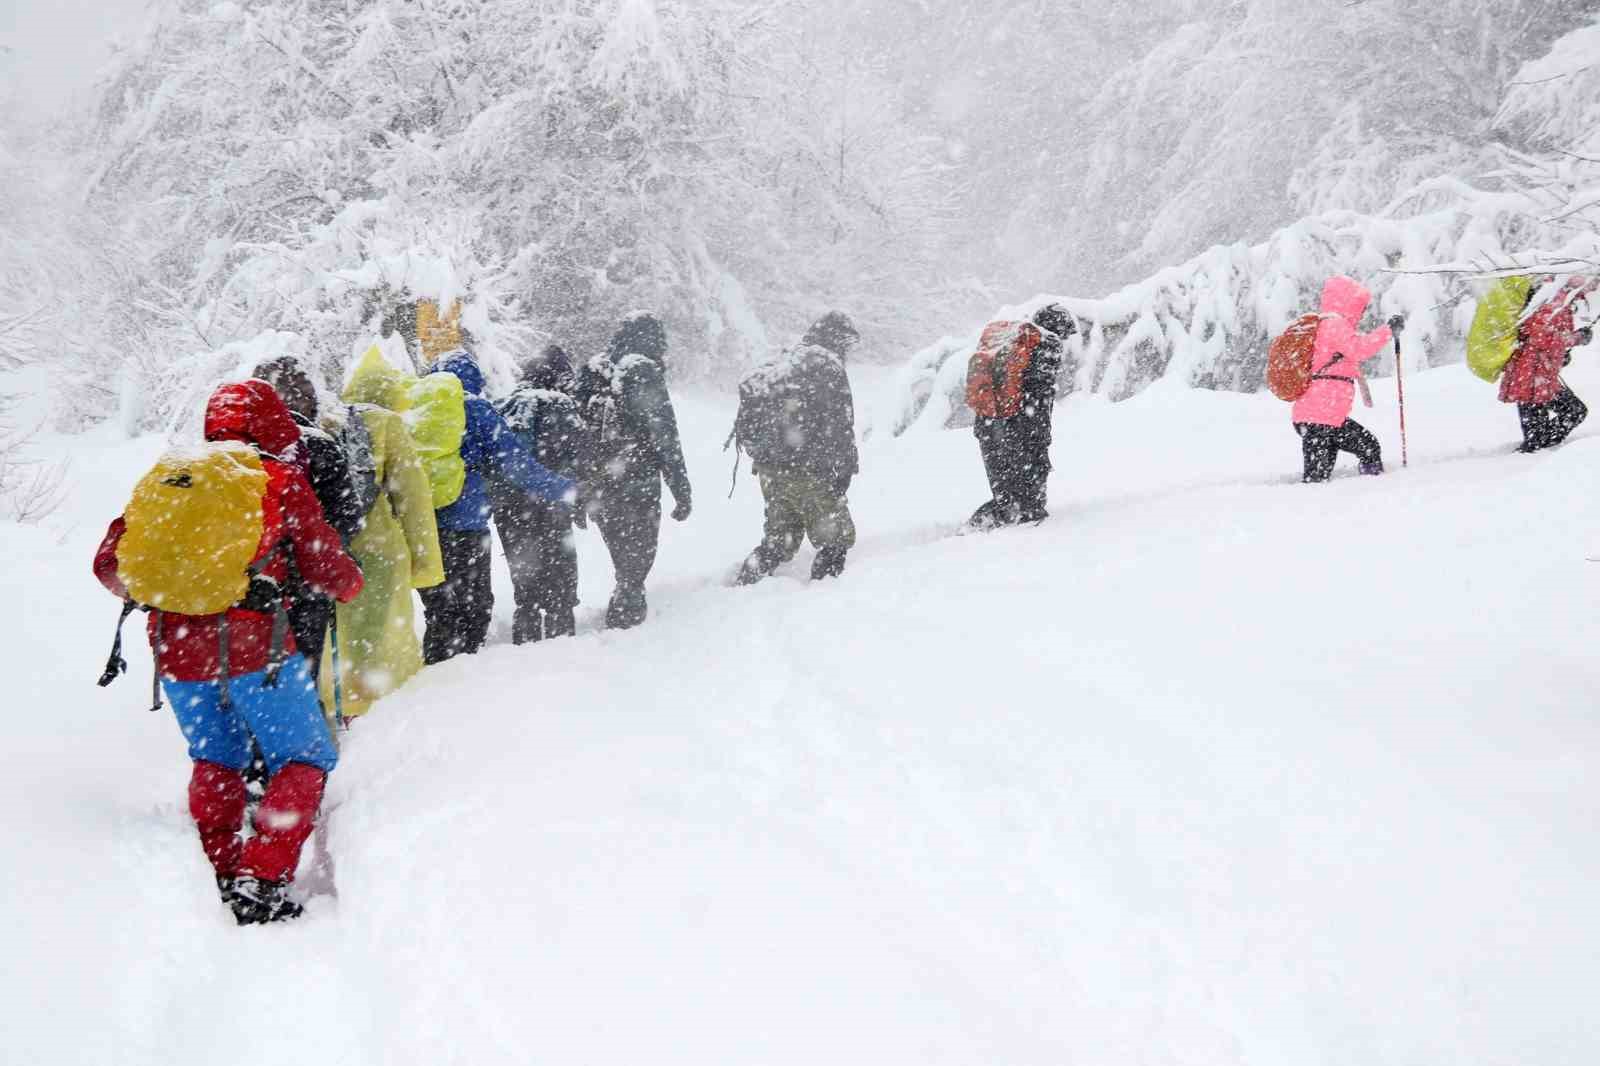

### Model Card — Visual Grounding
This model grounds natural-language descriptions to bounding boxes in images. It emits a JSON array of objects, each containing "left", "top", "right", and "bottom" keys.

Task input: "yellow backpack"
[
  {"left": 406, "top": 373, "right": 468, "bottom": 509},
  {"left": 117, "top": 443, "right": 271, "bottom": 616}
]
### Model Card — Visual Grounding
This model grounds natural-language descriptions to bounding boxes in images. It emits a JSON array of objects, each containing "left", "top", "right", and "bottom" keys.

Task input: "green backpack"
[{"left": 1466, "top": 276, "right": 1535, "bottom": 383}]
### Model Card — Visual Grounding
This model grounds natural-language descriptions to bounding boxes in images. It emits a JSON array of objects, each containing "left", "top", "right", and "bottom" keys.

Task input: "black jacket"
[{"left": 576, "top": 353, "right": 692, "bottom": 505}]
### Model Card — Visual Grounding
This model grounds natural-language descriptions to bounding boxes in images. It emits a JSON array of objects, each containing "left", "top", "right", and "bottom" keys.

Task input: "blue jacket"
[{"left": 432, "top": 351, "right": 575, "bottom": 532}]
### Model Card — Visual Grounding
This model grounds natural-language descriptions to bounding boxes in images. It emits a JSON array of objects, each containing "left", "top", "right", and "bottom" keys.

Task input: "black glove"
[
  {"left": 671, "top": 495, "right": 692, "bottom": 522},
  {"left": 1577, "top": 326, "right": 1594, "bottom": 347},
  {"left": 1387, "top": 314, "right": 1406, "bottom": 333}
]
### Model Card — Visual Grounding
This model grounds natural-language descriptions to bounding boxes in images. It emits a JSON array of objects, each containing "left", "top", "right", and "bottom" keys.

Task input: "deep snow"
[{"left": 4, "top": 361, "right": 1599, "bottom": 1064}]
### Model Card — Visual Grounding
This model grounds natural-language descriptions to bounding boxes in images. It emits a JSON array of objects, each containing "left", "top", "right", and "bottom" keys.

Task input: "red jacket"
[
  {"left": 94, "top": 382, "right": 364, "bottom": 682},
  {"left": 1500, "top": 283, "right": 1588, "bottom": 405}
]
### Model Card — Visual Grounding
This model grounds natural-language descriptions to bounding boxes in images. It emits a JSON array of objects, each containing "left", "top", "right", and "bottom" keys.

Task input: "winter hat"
[
  {"left": 252, "top": 356, "right": 318, "bottom": 422},
  {"left": 521, "top": 344, "right": 576, "bottom": 393},
  {"left": 1031, "top": 304, "right": 1075, "bottom": 339},
  {"left": 608, "top": 312, "right": 668, "bottom": 364},
  {"left": 802, "top": 311, "right": 860, "bottom": 358}
]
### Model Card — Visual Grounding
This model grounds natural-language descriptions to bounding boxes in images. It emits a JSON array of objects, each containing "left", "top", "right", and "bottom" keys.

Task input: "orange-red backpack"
[
  {"left": 966, "top": 321, "right": 1042, "bottom": 418},
  {"left": 1266, "top": 314, "right": 1325, "bottom": 401}
]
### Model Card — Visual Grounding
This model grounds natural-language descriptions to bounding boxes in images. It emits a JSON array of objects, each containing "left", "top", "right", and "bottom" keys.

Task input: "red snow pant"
[{"left": 189, "top": 760, "right": 326, "bottom": 883}]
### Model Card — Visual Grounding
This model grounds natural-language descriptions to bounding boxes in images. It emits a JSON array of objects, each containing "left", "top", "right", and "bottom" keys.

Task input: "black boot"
[
  {"left": 230, "top": 876, "right": 304, "bottom": 925},
  {"left": 216, "top": 874, "right": 237, "bottom": 908},
  {"left": 810, "top": 549, "right": 846, "bottom": 581},
  {"left": 605, "top": 584, "right": 648, "bottom": 629}
]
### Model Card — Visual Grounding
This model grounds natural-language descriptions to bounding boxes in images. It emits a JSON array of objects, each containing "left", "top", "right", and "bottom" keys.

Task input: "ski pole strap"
[
  {"left": 330, "top": 613, "right": 344, "bottom": 732},
  {"left": 218, "top": 615, "right": 232, "bottom": 711},
  {"left": 98, "top": 599, "right": 138, "bottom": 688},
  {"left": 149, "top": 610, "right": 165, "bottom": 713}
]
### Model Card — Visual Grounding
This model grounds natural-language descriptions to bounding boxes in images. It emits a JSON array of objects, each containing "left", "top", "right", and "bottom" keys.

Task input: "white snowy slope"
[{"left": 4, "top": 360, "right": 1599, "bottom": 1065}]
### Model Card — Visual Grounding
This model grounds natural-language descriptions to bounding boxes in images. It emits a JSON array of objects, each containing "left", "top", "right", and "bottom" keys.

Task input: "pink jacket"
[{"left": 1291, "top": 276, "right": 1393, "bottom": 428}]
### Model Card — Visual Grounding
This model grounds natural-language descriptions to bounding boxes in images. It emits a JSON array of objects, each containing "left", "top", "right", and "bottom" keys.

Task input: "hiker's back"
[{"left": 736, "top": 343, "right": 856, "bottom": 476}]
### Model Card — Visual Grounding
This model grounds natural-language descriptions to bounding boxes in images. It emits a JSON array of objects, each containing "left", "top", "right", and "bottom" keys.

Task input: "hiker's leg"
[
  {"left": 232, "top": 658, "right": 339, "bottom": 778},
  {"left": 238, "top": 762, "right": 326, "bottom": 884},
  {"left": 457, "top": 532, "right": 494, "bottom": 655},
  {"left": 529, "top": 503, "right": 578, "bottom": 638},
  {"left": 806, "top": 481, "right": 856, "bottom": 581},
  {"left": 1550, "top": 386, "right": 1588, "bottom": 446},
  {"left": 1298, "top": 423, "right": 1336, "bottom": 483},
  {"left": 164, "top": 676, "right": 253, "bottom": 880},
  {"left": 1338, "top": 419, "right": 1383, "bottom": 474},
  {"left": 597, "top": 487, "right": 661, "bottom": 628},
  {"left": 497, "top": 497, "right": 543, "bottom": 645},
  {"left": 739, "top": 475, "right": 805, "bottom": 583},
  {"left": 189, "top": 760, "right": 248, "bottom": 879}
]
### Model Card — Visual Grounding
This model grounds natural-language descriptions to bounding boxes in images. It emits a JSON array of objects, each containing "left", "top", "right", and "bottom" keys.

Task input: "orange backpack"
[
  {"left": 1266, "top": 313, "right": 1325, "bottom": 401},
  {"left": 966, "top": 321, "right": 1042, "bottom": 418}
]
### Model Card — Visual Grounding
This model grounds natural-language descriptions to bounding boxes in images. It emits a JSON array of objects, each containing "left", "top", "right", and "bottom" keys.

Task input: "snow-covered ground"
[{"left": 5, "top": 359, "right": 1599, "bottom": 1064}]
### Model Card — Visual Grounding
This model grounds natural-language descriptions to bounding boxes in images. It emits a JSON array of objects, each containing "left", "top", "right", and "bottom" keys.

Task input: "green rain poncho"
[{"left": 321, "top": 347, "right": 446, "bottom": 717}]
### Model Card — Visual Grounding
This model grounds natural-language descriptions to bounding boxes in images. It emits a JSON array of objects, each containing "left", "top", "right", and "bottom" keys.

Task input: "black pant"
[
  {"left": 973, "top": 415, "right": 1051, "bottom": 525},
  {"left": 1518, "top": 387, "right": 1588, "bottom": 452},
  {"left": 1295, "top": 420, "right": 1382, "bottom": 483},
  {"left": 594, "top": 480, "right": 661, "bottom": 630},
  {"left": 496, "top": 496, "right": 577, "bottom": 644},
  {"left": 418, "top": 529, "right": 494, "bottom": 663}
]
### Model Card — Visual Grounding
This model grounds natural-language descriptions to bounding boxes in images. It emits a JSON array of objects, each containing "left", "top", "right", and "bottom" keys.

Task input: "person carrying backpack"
[
  {"left": 424, "top": 349, "right": 576, "bottom": 662},
  {"left": 576, "top": 313, "right": 693, "bottom": 629},
  {"left": 731, "top": 311, "right": 860, "bottom": 585},
  {"left": 1288, "top": 277, "right": 1395, "bottom": 483},
  {"left": 967, "top": 303, "right": 1073, "bottom": 529},
  {"left": 318, "top": 347, "right": 445, "bottom": 717},
  {"left": 493, "top": 345, "right": 590, "bottom": 643},
  {"left": 92, "top": 381, "right": 364, "bottom": 924},
  {"left": 251, "top": 357, "right": 368, "bottom": 683},
  {"left": 1498, "top": 277, "right": 1595, "bottom": 453}
]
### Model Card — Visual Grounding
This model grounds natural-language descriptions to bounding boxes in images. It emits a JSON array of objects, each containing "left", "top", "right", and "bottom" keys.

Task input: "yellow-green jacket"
[{"left": 321, "top": 354, "right": 446, "bottom": 716}]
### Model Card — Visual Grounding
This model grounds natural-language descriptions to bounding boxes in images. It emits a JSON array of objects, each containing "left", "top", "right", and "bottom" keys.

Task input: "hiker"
[
  {"left": 251, "top": 356, "right": 367, "bottom": 682},
  {"left": 93, "top": 381, "right": 364, "bottom": 924},
  {"left": 423, "top": 349, "right": 576, "bottom": 661},
  {"left": 576, "top": 312, "right": 693, "bottom": 629},
  {"left": 732, "top": 311, "right": 860, "bottom": 585},
  {"left": 967, "top": 303, "right": 1074, "bottom": 529},
  {"left": 1290, "top": 277, "right": 1395, "bottom": 483},
  {"left": 1501, "top": 278, "right": 1594, "bottom": 453},
  {"left": 494, "top": 345, "right": 589, "bottom": 642},
  {"left": 318, "top": 347, "right": 445, "bottom": 717}
]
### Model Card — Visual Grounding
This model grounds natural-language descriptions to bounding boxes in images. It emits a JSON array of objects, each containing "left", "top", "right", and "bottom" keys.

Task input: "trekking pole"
[
  {"left": 1390, "top": 316, "right": 1408, "bottom": 468},
  {"left": 330, "top": 615, "right": 345, "bottom": 732}
]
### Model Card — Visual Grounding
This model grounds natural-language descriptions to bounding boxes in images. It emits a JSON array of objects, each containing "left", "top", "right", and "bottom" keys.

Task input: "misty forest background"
[{"left": 2, "top": 0, "right": 1599, "bottom": 443}]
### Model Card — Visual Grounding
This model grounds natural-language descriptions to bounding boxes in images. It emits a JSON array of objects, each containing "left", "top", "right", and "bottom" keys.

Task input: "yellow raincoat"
[{"left": 321, "top": 349, "right": 446, "bottom": 717}]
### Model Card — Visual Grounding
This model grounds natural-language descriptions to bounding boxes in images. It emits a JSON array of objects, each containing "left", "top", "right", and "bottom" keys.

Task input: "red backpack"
[
  {"left": 1266, "top": 314, "right": 1325, "bottom": 401},
  {"left": 966, "top": 321, "right": 1042, "bottom": 418}
]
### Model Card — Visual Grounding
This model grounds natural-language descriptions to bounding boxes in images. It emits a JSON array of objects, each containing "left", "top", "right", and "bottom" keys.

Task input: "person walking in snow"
[
  {"left": 319, "top": 347, "right": 445, "bottom": 718},
  {"left": 422, "top": 349, "right": 577, "bottom": 662},
  {"left": 967, "top": 303, "right": 1073, "bottom": 529},
  {"left": 93, "top": 381, "right": 364, "bottom": 924},
  {"left": 493, "top": 345, "right": 590, "bottom": 642},
  {"left": 252, "top": 356, "right": 366, "bottom": 682},
  {"left": 731, "top": 311, "right": 861, "bottom": 585},
  {"left": 1500, "top": 278, "right": 1595, "bottom": 453},
  {"left": 1291, "top": 277, "right": 1395, "bottom": 483},
  {"left": 576, "top": 313, "right": 693, "bottom": 629}
]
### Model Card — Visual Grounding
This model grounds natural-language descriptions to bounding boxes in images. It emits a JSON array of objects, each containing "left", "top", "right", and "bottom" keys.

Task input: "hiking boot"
[
  {"left": 215, "top": 874, "right": 238, "bottom": 908},
  {"left": 1358, "top": 460, "right": 1384, "bottom": 476},
  {"left": 605, "top": 585, "right": 648, "bottom": 630},
  {"left": 809, "top": 550, "right": 846, "bottom": 582},
  {"left": 229, "top": 876, "right": 304, "bottom": 926}
]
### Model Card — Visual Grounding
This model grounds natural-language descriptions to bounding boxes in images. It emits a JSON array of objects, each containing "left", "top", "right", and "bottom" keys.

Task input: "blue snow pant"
[{"left": 163, "top": 656, "right": 339, "bottom": 775}]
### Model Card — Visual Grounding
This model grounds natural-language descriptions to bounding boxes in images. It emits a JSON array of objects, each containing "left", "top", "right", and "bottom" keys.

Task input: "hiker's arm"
[
  {"left": 481, "top": 403, "right": 574, "bottom": 505},
  {"left": 93, "top": 518, "right": 128, "bottom": 598},
  {"left": 281, "top": 469, "right": 364, "bottom": 603},
  {"left": 630, "top": 362, "right": 692, "bottom": 505},
  {"left": 1354, "top": 321, "right": 1394, "bottom": 364}
]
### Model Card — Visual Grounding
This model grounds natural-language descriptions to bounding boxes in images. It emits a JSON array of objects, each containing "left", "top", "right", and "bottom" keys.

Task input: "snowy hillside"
[{"left": 6, "top": 361, "right": 1599, "bottom": 1064}]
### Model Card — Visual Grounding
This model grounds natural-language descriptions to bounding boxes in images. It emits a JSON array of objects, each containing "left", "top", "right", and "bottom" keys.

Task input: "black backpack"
[
  {"left": 338, "top": 406, "right": 381, "bottom": 523},
  {"left": 734, "top": 358, "right": 804, "bottom": 469}
]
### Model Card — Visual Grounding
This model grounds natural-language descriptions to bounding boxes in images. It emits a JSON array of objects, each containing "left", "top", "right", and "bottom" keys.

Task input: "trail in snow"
[{"left": 4, "top": 360, "right": 1599, "bottom": 1065}]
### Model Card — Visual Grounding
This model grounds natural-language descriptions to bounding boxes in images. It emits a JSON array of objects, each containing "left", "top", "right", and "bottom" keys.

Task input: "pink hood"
[{"left": 1291, "top": 276, "right": 1393, "bottom": 428}]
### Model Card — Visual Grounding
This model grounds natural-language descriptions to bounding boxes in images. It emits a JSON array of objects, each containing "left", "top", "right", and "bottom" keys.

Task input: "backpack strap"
[
  {"left": 218, "top": 616, "right": 233, "bottom": 711},
  {"left": 98, "top": 599, "right": 138, "bottom": 689},
  {"left": 150, "top": 611, "right": 165, "bottom": 713}
]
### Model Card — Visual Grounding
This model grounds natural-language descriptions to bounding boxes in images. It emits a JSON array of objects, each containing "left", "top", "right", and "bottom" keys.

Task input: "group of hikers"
[
  {"left": 1271, "top": 274, "right": 1595, "bottom": 481},
  {"left": 91, "top": 270, "right": 1593, "bottom": 925}
]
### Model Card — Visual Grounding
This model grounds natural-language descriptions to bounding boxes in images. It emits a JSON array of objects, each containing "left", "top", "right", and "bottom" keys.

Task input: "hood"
[
  {"left": 1320, "top": 276, "right": 1372, "bottom": 324},
  {"left": 435, "top": 349, "right": 485, "bottom": 395},
  {"left": 521, "top": 344, "right": 576, "bottom": 393},
  {"left": 343, "top": 345, "right": 415, "bottom": 411},
  {"left": 204, "top": 380, "right": 302, "bottom": 459},
  {"left": 801, "top": 311, "right": 860, "bottom": 359},
  {"left": 607, "top": 313, "right": 667, "bottom": 364}
]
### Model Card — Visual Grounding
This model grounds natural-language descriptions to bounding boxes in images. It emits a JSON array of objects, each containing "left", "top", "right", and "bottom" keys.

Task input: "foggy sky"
[{"left": 0, "top": 0, "right": 146, "bottom": 113}]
